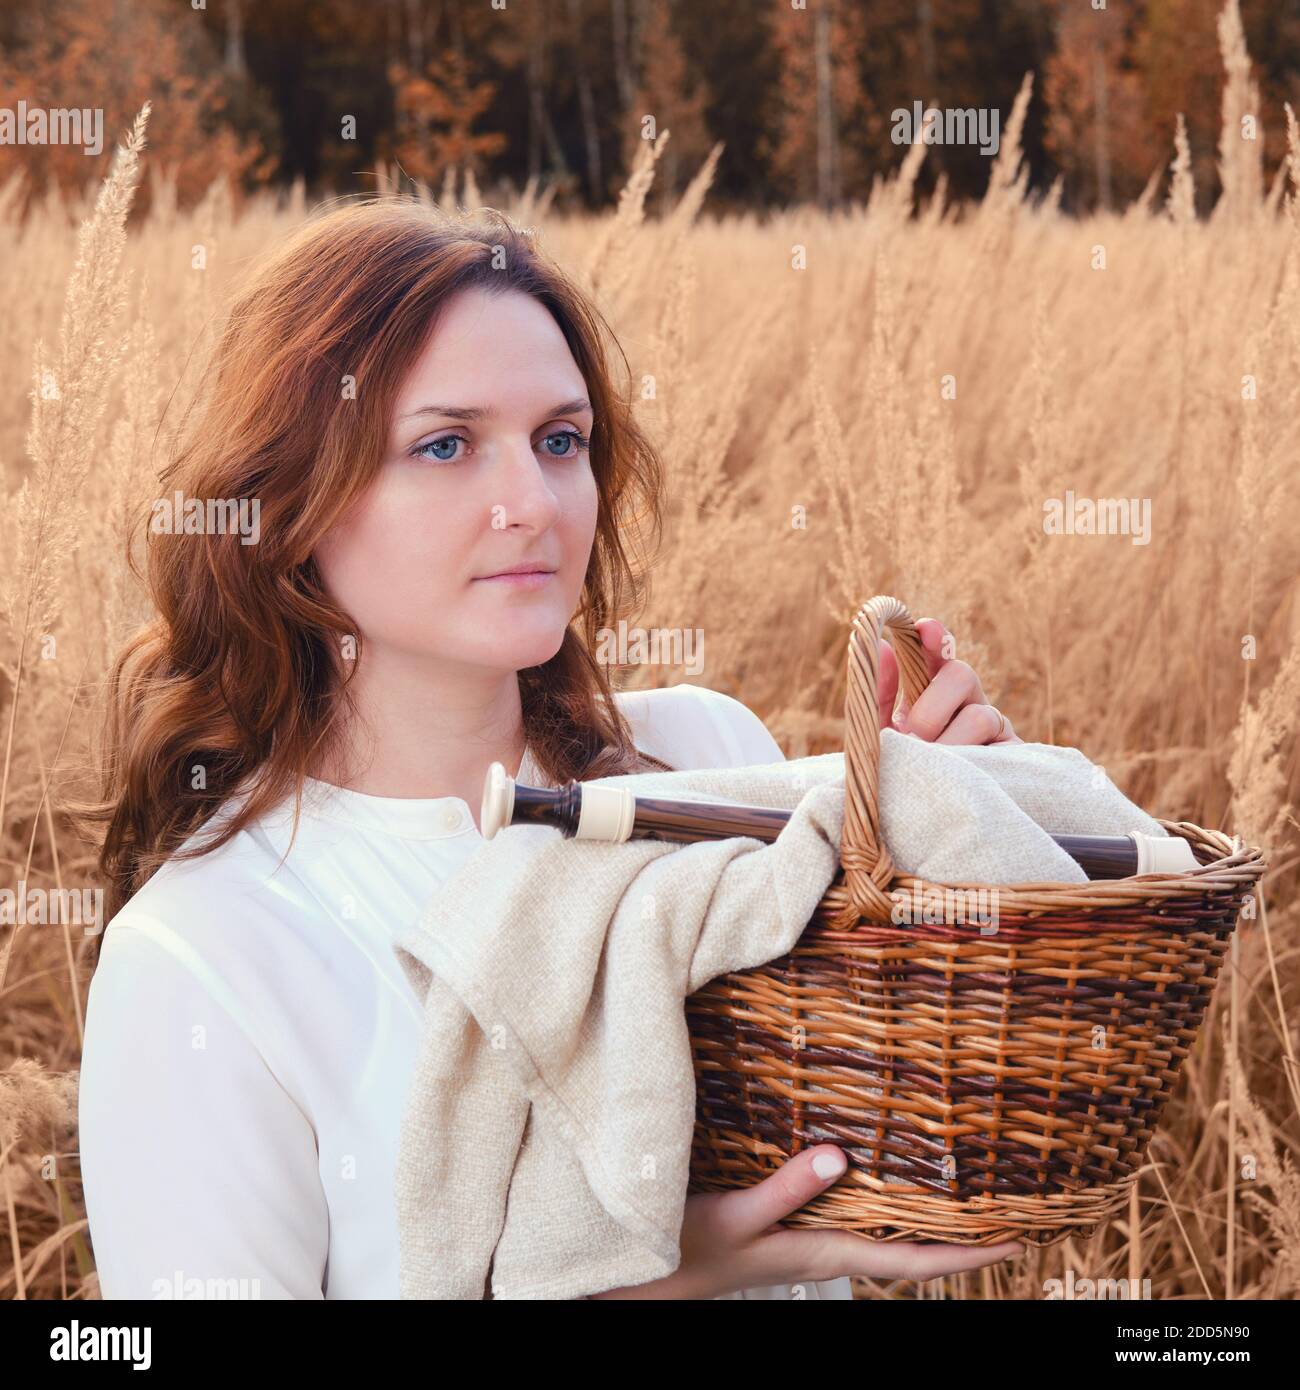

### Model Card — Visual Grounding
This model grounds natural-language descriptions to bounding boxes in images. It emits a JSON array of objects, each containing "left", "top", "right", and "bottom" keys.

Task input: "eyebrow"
[{"left": 400, "top": 397, "right": 593, "bottom": 422}]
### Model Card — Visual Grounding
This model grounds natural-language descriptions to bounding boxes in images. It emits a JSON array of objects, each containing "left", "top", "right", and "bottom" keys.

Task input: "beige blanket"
[{"left": 392, "top": 734, "right": 1169, "bottom": 1299}]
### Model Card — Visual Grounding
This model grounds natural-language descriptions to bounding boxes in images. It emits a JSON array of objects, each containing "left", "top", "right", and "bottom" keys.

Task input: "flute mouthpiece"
[{"left": 481, "top": 762, "right": 514, "bottom": 839}]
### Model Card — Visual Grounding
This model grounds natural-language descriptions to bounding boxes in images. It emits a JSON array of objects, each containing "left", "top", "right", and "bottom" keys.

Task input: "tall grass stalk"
[{"left": 1, "top": 7, "right": 1297, "bottom": 1300}]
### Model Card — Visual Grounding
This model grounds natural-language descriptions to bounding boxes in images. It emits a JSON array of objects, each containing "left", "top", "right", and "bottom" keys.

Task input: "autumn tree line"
[{"left": 1, "top": 0, "right": 1299, "bottom": 218}]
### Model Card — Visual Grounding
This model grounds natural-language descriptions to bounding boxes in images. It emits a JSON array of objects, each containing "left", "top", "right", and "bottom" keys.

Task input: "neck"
[{"left": 313, "top": 644, "right": 528, "bottom": 804}]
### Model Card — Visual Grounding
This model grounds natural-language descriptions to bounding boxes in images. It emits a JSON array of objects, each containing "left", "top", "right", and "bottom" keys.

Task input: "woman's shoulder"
[
  {"left": 612, "top": 682, "right": 786, "bottom": 771},
  {"left": 85, "top": 824, "right": 330, "bottom": 1109},
  {"left": 92, "top": 818, "right": 306, "bottom": 989}
]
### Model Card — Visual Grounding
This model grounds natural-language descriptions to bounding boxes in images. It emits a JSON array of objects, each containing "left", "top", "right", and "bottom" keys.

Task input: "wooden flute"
[{"left": 479, "top": 763, "right": 1200, "bottom": 879}]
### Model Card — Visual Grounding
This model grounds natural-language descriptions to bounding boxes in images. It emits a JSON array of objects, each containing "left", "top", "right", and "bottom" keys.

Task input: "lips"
[{"left": 476, "top": 564, "right": 558, "bottom": 579}]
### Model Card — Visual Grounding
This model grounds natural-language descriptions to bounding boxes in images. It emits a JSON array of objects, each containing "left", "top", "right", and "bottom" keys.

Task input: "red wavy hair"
[{"left": 84, "top": 197, "right": 673, "bottom": 927}]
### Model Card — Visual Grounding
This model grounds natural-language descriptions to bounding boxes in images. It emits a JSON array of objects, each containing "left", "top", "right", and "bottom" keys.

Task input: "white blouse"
[{"left": 78, "top": 681, "right": 854, "bottom": 1301}]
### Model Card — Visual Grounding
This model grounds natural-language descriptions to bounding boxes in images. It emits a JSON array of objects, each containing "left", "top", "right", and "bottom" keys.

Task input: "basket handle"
[{"left": 841, "top": 595, "right": 934, "bottom": 919}]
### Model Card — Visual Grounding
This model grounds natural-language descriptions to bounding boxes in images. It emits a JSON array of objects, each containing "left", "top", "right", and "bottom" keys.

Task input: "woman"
[{"left": 77, "top": 198, "right": 1024, "bottom": 1300}]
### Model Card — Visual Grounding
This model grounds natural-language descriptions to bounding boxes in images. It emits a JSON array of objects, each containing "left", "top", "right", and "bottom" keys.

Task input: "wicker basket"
[{"left": 685, "top": 594, "right": 1267, "bottom": 1247}]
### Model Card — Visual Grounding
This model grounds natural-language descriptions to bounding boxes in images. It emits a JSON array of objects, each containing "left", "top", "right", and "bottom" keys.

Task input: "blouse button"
[{"left": 441, "top": 807, "right": 462, "bottom": 832}]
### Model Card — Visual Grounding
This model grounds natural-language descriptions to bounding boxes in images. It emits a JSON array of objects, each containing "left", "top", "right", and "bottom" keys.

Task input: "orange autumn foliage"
[{"left": 0, "top": 0, "right": 272, "bottom": 220}]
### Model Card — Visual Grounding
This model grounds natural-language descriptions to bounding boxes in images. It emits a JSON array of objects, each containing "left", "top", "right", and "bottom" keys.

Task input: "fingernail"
[{"left": 812, "top": 1149, "right": 846, "bottom": 1180}]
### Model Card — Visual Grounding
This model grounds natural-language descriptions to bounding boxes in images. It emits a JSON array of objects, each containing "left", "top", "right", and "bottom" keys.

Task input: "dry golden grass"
[{"left": 2, "top": 42, "right": 1298, "bottom": 1300}]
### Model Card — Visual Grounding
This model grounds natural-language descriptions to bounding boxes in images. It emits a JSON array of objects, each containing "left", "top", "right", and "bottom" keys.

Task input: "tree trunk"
[
  {"left": 917, "top": 0, "right": 936, "bottom": 95},
  {"left": 567, "top": 0, "right": 603, "bottom": 202},
  {"left": 527, "top": 33, "right": 544, "bottom": 180},
  {"left": 404, "top": 0, "right": 424, "bottom": 71},
  {"left": 543, "top": 105, "right": 571, "bottom": 179},
  {"left": 814, "top": 0, "right": 838, "bottom": 208},
  {"left": 224, "top": 0, "right": 247, "bottom": 77},
  {"left": 611, "top": 0, "right": 632, "bottom": 110},
  {"left": 1092, "top": 31, "right": 1112, "bottom": 211}
]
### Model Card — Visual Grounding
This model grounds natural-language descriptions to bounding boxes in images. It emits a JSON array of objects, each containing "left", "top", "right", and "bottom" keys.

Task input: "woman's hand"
[
  {"left": 879, "top": 617, "right": 1020, "bottom": 745},
  {"left": 588, "top": 1145, "right": 1024, "bottom": 1299}
]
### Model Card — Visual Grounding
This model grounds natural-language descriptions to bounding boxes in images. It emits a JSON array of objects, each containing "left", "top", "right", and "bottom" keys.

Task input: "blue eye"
[
  {"left": 413, "top": 434, "right": 466, "bottom": 463},
  {"left": 542, "top": 430, "right": 589, "bottom": 458}
]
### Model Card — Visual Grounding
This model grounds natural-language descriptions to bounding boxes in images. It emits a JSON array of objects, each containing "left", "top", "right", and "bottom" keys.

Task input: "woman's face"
[{"left": 315, "top": 286, "right": 599, "bottom": 675}]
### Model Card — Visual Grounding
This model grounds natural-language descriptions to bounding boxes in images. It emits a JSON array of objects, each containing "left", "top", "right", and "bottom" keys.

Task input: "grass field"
[{"left": 1, "top": 76, "right": 1298, "bottom": 1300}]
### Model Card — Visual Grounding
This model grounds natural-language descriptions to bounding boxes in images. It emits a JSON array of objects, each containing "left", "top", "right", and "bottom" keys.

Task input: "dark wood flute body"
[{"left": 501, "top": 776, "right": 1176, "bottom": 880}]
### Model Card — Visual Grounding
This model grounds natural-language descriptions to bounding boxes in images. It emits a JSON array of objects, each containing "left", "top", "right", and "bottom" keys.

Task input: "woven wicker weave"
[{"left": 685, "top": 595, "right": 1267, "bottom": 1246}]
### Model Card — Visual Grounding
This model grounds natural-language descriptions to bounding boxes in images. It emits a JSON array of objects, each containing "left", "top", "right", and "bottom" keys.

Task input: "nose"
[{"left": 492, "top": 438, "right": 563, "bottom": 533}]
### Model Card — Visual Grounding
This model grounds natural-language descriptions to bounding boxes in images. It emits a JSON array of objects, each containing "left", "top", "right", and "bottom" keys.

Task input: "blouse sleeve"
[
  {"left": 78, "top": 919, "right": 330, "bottom": 1299},
  {"left": 673, "top": 683, "right": 787, "bottom": 767}
]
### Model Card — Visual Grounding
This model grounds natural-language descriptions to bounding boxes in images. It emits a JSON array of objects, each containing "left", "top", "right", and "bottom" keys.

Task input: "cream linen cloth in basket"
[{"left": 391, "top": 732, "right": 1170, "bottom": 1300}]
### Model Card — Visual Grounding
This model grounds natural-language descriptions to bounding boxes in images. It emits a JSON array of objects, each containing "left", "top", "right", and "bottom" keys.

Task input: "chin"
[
  {"left": 511, "top": 629, "right": 569, "bottom": 668},
  {"left": 461, "top": 624, "right": 568, "bottom": 671}
]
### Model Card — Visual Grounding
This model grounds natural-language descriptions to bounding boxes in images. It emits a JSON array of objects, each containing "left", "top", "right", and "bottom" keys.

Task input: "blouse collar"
[{"left": 256, "top": 744, "right": 545, "bottom": 841}]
